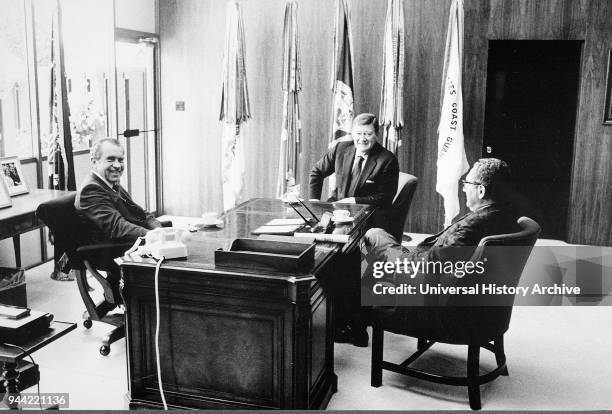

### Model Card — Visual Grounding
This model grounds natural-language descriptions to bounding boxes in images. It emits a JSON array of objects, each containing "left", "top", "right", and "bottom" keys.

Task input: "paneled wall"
[{"left": 159, "top": 0, "right": 612, "bottom": 246}]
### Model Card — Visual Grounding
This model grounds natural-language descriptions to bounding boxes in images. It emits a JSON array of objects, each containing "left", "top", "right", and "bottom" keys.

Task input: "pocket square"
[{"left": 365, "top": 179, "right": 375, "bottom": 184}]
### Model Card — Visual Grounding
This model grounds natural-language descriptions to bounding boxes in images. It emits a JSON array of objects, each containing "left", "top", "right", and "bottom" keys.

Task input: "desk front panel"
[{"left": 123, "top": 266, "right": 335, "bottom": 410}]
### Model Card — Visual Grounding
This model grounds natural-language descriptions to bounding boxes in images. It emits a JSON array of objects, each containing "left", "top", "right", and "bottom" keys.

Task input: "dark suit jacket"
[
  {"left": 309, "top": 141, "right": 399, "bottom": 207},
  {"left": 408, "top": 203, "right": 520, "bottom": 263},
  {"left": 75, "top": 172, "right": 161, "bottom": 244}
]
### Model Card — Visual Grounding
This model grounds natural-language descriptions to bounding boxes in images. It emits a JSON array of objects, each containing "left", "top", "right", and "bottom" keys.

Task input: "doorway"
[
  {"left": 115, "top": 36, "right": 159, "bottom": 213},
  {"left": 482, "top": 40, "right": 582, "bottom": 240}
]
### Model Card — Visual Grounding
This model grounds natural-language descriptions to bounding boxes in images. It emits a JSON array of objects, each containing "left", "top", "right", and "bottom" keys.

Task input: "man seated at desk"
[
  {"left": 309, "top": 113, "right": 399, "bottom": 207},
  {"left": 361, "top": 158, "right": 520, "bottom": 287},
  {"left": 75, "top": 138, "right": 161, "bottom": 306},
  {"left": 308, "top": 113, "right": 399, "bottom": 346}
]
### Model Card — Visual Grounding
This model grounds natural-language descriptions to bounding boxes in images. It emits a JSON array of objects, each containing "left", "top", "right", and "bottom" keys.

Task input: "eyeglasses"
[{"left": 461, "top": 179, "right": 483, "bottom": 187}]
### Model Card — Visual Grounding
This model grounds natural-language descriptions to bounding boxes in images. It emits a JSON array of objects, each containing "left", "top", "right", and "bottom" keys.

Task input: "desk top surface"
[
  {"left": 118, "top": 198, "right": 374, "bottom": 279},
  {"left": 0, "top": 189, "right": 73, "bottom": 221}
]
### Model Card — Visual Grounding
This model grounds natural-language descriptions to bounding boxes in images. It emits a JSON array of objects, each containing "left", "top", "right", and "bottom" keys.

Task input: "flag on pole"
[
  {"left": 47, "top": 0, "right": 76, "bottom": 191},
  {"left": 379, "top": 0, "right": 405, "bottom": 155},
  {"left": 276, "top": 0, "right": 302, "bottom": 199},
  {"left": 436, "top": 0, "right": 469, "bottom": 227},
  {"left": 329, "top": 0, "right": 354, "bottom": 145},
  {"left": 220, "top": 1, "right": 251, "bottom": 211},
  {"left": 328, "top": 0, "right": 354, "bottom": 196}
]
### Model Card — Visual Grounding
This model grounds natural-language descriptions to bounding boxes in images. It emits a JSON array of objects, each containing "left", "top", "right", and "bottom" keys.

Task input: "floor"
[{"left": 20, "top": 236, "right": 612, "bottom": 411}]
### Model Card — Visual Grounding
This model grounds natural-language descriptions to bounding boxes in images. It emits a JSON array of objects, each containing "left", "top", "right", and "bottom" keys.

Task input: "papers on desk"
[
  {"left": 293, "top": 232, "right": 350, "bottom": 244},
  {"left": 252, "top": 218, "right": 307, "bottom": 235},
  {"left": 266, "top": 218, "right": 305, "bottom": 226}
]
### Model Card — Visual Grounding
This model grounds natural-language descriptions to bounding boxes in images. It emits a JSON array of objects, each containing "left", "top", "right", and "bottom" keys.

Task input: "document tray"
[{"left": 215, "top": 238, "right": 315, "bottom": 272}]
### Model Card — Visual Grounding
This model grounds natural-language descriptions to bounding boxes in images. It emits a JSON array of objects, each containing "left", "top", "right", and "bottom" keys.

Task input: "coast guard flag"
[
  {"left": 276, "top": 0, "right": 302, "bottom": 198},
  {"left": 328, "top": 0, "right": 354, "bottom": 195},
  {"left": 379, "top": 0, "right": 405, "bottom": 154},
  {"left": 220, "top": 1, "right": 250, "bottom": 211},
  {"left": 436, "top": 0, "right": 469, "bottom": 226}
]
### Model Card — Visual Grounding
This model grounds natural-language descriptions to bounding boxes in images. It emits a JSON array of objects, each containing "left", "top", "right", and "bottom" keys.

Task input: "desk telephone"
[{"left": 127, "top": 227, "right": 188, "bottom": 260}]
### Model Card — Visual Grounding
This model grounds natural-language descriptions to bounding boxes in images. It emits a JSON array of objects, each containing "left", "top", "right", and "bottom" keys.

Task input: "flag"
[
  {"left": 47, "top": 0, "right": 76, "bottom": 191},
  {"left": 276, "top": 0, "right": 302, "bottom": 199},
  {"left": 436, "top": 0, "right": 469, "bottom": 227},
  {"left": 379, "top": 0, "right": 405, "bottom": 155},
  {"left": 220, "top": 1, "right": 251, "bottom": 211},
  {"left": 328, "top": 0, "right": 354, "bottom": 196}
]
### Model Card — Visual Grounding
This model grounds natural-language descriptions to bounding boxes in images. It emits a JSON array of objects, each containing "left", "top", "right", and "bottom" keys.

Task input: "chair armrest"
[{"left": 77, "top": 242, "right": 136, "bottom": 261}]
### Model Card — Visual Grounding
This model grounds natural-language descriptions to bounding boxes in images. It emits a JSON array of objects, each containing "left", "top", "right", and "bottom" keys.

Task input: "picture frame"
[
  {"left": 0, "top": 178, "right": 11, "bottom": 208},
  {"left": 604, "top": 49, "right": 612, "bottom": 125},
  {"left": 0, "top": 156, "right": 29, "bottom": 196}
]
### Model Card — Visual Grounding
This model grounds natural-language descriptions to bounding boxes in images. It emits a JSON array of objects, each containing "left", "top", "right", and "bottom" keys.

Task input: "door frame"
[{"left": 114, "top": 27, "right": 163, "bottom": 214}]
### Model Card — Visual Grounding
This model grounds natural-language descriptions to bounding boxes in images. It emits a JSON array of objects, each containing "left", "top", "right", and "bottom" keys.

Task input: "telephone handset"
[{"left": 126, "top": 227, "right": 188, "bottom": 260}]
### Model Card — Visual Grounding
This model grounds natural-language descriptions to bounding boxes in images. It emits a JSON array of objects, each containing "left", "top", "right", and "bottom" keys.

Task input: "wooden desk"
[
  {"left": 118, "top": 198, "right": 374, "bottom": 410},
  {"left": 0, "top": 321, "right": 76, "bottom": 409},
  {"left": 0, "top": 189, "right": 72, "bottom": 267}
]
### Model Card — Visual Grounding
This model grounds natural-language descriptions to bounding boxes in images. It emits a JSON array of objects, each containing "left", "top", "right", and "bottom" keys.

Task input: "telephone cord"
[{"left": 154, "top": 256, "right": 168, "bottom": 410}]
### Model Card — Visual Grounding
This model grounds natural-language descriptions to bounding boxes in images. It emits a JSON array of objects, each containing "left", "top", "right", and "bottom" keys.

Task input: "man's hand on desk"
[{"left": 336, "top": 197, "right": 356, "bottom": 204}]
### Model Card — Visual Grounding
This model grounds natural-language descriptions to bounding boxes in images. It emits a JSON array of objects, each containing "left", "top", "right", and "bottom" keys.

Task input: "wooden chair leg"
[
  {"left": 494, "top": 335, "right": 508, "bottom": 376},
  {"left": 467, "top": 344, "right": 481, "bottom": 410},
  {"left": 371, "top": 323, "right": 384, "bottom": 387}
]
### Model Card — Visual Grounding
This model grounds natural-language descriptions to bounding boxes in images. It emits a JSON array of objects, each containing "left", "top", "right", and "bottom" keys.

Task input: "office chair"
[
  {"left": 372, "top": 172, "right": 418, "bottom": 241},
  {"left": 37, "top": 194, "right": 131, "bottom": 356},
  {"left": 370, "top": 217, "right": 541, "bottom": 410}
]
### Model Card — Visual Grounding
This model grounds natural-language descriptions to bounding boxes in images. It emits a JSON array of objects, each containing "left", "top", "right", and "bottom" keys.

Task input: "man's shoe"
[
  {"left": 352, "top": 328, "right": 369, "bottom": 347},
  {"left": 334, "top": 325, "right": 354, "bottom": 344}
]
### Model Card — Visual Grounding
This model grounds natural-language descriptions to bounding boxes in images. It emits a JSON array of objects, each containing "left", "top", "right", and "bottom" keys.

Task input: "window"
[
  {"left": 0, "top": 0, "right": 33, "bottom": 158},
  {"left": 34, "top": 0, "right": 113, "bottom": 155}
]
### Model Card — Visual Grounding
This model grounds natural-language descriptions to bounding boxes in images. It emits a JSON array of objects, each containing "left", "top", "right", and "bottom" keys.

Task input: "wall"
[
  {"left": 159, "top": 0, "right": 612, "bottom": 246},
  {"left": 115, "top": 0, "right": 157, "bottom": 33}
]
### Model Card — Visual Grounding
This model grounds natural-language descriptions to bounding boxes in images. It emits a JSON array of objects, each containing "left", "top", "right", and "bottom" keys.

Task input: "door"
[
  {"left": 115, "top": 38, "right": 159, "bottom": 213},
  {"left": 482, "top": 40, "right": 582, "bottom": 240}
]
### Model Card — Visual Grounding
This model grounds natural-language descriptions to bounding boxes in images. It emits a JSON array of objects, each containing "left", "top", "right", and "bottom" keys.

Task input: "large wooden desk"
[
  {"left": 0, "top": 189, "right": 72, "bottom": 267},
  {"left": 118, "top": 198, "right": 374, "bottom": 410}
]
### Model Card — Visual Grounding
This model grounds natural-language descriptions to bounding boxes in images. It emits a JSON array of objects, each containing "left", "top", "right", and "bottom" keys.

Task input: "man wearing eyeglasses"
[
  {"left": 362, "top": 158, "right": 521, "bottom": 276},
  {"left": 309, "top": 113, "right": 399, "bottom": 207}
]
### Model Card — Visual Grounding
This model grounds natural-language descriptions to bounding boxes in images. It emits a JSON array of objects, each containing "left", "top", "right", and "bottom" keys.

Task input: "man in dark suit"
[
  {"left": 75, "top": 138, "right": 161, "bottom": 303},
  {"left": 362, "top": 158, "right": 520, "bottom": 287},
  {"left": 309, "top": 113, "right": 399, "bottom": 207}
]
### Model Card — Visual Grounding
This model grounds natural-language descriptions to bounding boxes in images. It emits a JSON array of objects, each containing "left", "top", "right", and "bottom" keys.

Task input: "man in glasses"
[{"left": 362, "top": 158, "right": 519, "bottom": 266}]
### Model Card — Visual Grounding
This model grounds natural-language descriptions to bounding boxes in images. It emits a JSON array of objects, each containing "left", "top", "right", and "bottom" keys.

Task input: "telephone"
[{"left": 128, "top": 227, "right": 188, "bottom": 260}]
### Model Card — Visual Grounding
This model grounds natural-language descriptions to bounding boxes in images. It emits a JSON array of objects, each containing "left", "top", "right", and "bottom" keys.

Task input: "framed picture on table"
[
  {"left": 0, "top": 156, "right": 29, "bottom": 196},
  {"left": 0, "top": 178, "right": 11, "bottom": 208}
]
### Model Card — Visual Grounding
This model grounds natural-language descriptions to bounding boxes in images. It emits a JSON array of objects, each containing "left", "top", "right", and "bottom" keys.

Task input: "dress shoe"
[
  {"left": 334, "top": 325, "right": 354, "bottom": 344},
  {"left": 352, "top": 328, "right": 369, "bottom": 347},
  {"left": 334, "top": 325, "right": 369, "bottom": 347}
]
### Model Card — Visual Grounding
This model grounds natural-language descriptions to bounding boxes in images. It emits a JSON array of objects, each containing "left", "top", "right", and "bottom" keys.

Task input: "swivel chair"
[
  {"left": 370, "top": 217, "right": 541, "bottom": 410},
  {"left": 372, "top": 172, "right": 418, "bottom": 242},
  {"left": 37, "top": 194, "right": 131, "bottom": 356}
]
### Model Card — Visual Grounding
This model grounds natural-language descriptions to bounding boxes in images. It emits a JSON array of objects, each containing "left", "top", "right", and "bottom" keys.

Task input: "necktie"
[{"left": 348, "top": 155, "right": 364, "bottom": 196}]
